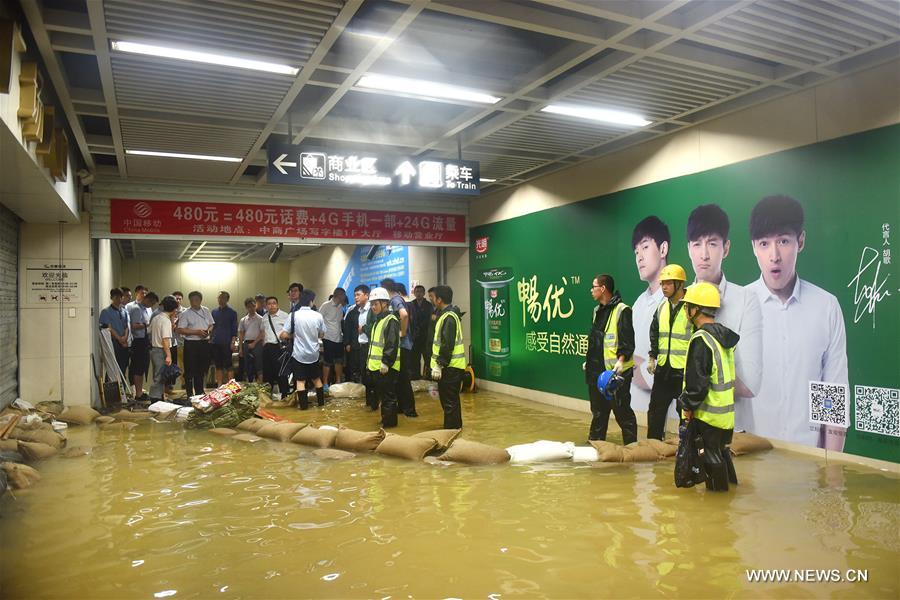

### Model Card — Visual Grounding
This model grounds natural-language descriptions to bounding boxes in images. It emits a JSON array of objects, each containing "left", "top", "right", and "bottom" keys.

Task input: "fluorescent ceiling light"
[
  {"left": 126, "top": 150, "right": 242, "bottom": 162},
  {"left": 357, "top": 73, "right": 500, "bottom": 104},
  {"left": 541, "top": 104, "right": 651, "bottom": 127},
  {"left": 111, "top": 40, "right": 299, "bottom": 76},
  {"left": 480, "top": 178, "right": 497, "bottom": 183},
  {"left": 348, "top": 30, "right": 395, "bottom": 42}
]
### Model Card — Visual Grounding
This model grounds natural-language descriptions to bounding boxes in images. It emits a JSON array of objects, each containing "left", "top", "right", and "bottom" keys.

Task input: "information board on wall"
[
  {"left": 337, "top": 245, "right": 409, "bottom": 294},
  {"left": 109, "top": 199, "right": 466, "bottom": 245},
  {"left": 22, "top": 259, "right": 87, "bottom": 307},
  {"left": 469, "top": 125, "right": 900, "bottom": 464}
]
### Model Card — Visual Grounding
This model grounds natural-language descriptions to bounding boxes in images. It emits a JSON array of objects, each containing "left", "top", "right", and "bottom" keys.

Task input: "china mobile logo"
[
  {"left": 475, "top": 237, "right": 488, "bottom": 253},
  {"left": 133, "top": 202, "right": 152, "bottom": 218}
]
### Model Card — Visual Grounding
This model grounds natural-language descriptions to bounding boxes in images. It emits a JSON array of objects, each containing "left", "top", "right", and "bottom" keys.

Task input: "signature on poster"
[{"left": 847, "top": 246, "right": 892, "bottom": 328}]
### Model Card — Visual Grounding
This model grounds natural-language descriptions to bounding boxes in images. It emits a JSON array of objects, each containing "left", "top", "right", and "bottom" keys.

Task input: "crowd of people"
[{"left": 98, "top": 278, "right": 467, "bottom": 430}]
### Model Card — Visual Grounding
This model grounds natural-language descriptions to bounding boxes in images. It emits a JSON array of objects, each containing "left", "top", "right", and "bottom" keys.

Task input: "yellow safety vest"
[
  {"left": 682, "top": 329, "right": 735, "bottom": 429},
  {"left": 603, "top": 302, "right": 635, "bottom": 371},
  {"left": 368, "top": 313, "right": 400, "bottom": 372},
  {"left": 431, "top": 310, "right": 466, "bottom": 370},
  {"left": 657, "top": 300, "right": 692, "bottom": 369}
]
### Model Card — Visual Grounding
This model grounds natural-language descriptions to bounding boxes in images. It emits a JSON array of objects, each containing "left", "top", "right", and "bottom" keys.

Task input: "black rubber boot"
[{"left": 316, "top": 387, "right": 325, "bottom": 407}]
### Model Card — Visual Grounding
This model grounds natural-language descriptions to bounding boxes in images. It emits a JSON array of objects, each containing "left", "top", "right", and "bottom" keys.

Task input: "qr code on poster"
[
  {"left": 809, "top": 381, "right": 849, "bottom": 427},
  {"left": 855, "top": 385, "right": 900, "bottom": 437}
]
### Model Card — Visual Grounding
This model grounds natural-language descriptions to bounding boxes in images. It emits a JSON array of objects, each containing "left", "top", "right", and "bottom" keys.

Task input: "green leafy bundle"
[{"left": 184, "top": 383, "right": 269, "bottom": 429}]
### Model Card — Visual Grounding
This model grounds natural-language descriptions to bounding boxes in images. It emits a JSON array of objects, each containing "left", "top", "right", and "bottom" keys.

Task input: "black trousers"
[
  {"left": 262, "top": 343, "right": 291, "bottom": 396},
  {"left": 375, "top": 369, "right": 399, "bottom": 428},
  {"left": 344, "top": 345, "right": 358, "bottom": 383},
  {"left": 113, "top": 342, "right": 130, "bottom": 378},
  {"left": 647, "top": 367, "right": 684, "bottom": 440},
  {"left": 410, "top": 338, "right": 428, "bottom": 378},
  {"left": 183, "top": 340, "right": 209, "bottom": 397},
  {"left": 695, "top": 419, "right": 737, "bottom": 491},
  {"left": 359, "top": 343, "right": 377, "bottom": 409},
  {"left": 439, "top": 366, "right": 464, "bottom": 429},
  {"left": 398, "top": 347, "right": 416, "bottom": 416},
  {"left": 588, "top": 371, "right": 637, "bottom": 444}
]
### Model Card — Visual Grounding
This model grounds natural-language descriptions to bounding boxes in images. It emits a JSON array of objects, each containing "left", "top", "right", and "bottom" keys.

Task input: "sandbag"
[
  {"left": 257, "top": 421, "right": 306, "bottom": 442},
  {"left": 410, "top": 380, "right": 437, "bottom": 393},
  {"left": 236, "top": 418, "right": 266, "bottom": 433},
  {"left": 412, "top": 429, "right": 461, "bottom": 451},
  {"left": 99, "top": 421, "right": 139, "bottom": 431},
  {"left": 10, "top": 427, "right": 66, "bottom": 449},
  {"left": 623, "top": 443, "right": 662, "bottom": 462},
  {"left": 232, "top": 433, "right": 263, "bottom": 443},
  {"left": 60, "top": 446, "right": 91, "bottom": 458},
  {"left": 18, "top": 441, "right": 58, "bottom": 460},
  {"left": 730, "top": 431, "right": 774, "bottom": 456},
  {"left": 571, "top": 446, "right": 600, "bottom": 462},
  {"left": 506, "top": 440, "right": 575, "bottom": 464},
  {"left": 334, "top": 427, "right": 386, "bottom": 452},
  {"left": 0, "top": 439, "right": 18, "bottom": 451},
  {"left": 589, "top": 440, "right": 626, "bottom": 462},
  {"left": 110, "top": 410, "right": 153, "bottom": 421},
  {"left": 290, "top": 426, "right": 338, "bottom": 448},
  {"left": 328, "top": 382, "right": 366, "bottom": 398},
  {"left": 148, "top": 401, "right": 183, "bottom": 419},
  {"left": 35, "top": 400, "right": 65, "bottom": 415},
  {"left": 209, "top": 428, "right": 238, "bottom": 436},
  {"left": 2, "top": 462, "right": 41, "bottom": 489},
  {"left": 640, "top": 438, "right": 677, "bottom": 458},
  {"left": 312, "top": 448, "right": 355, "bottom": 460},
  {"left": 57, "top": 405, "right": 100, "bottom": 425},
  {"left": 437, "top": 439, "right": 510, "bottom": 465},
  {"left": 375, "top": 434, "right": 438, "bottom": 461},
  {"left": 94, "top": 416, "right": 116, "bottom": 425}
]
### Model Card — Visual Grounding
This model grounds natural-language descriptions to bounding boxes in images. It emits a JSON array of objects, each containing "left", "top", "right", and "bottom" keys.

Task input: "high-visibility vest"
[
  {"left": 367, "top": 313, "right": 400, "bottom": 372},
  {"left": 657, "top": 300, "right": 692, "bottom": 369},
  {"left": 682, "top": 329, "right": 735, "bottom": 429},
  {"left": 603, "top": 302, "right": 635, "bottom": 371},
  {"left": 431, "top": 310, "right": 466, "bottom": 370}
]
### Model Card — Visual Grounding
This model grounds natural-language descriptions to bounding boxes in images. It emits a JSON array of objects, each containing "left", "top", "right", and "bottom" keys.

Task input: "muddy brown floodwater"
[{"left": 1, "top": 390, "right": 898, "bottom": 599}]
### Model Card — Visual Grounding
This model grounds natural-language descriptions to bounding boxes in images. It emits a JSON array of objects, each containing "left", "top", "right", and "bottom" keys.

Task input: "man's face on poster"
[
  {"left": 634, "top": 236, "right": 668, "bottom": 283},
  {"left": 752, "top": 230, "right": 806, "bottom": 294},
  {"left": 688, "top": 234, "right": 730, "bottom": 283}
]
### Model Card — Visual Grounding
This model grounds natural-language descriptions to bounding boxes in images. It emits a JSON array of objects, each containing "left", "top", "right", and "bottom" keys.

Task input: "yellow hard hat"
[
  {"left": 658, "top": 264, "right": 687, "bottom": 282},
  {"left": 683, "top": 282, "right": 721, "bottom": 308}
]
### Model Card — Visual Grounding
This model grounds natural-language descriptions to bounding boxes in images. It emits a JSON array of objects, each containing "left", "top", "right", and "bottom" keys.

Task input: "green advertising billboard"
[{"left": 470, "top": 125, "right": 900, "bottom": 463}]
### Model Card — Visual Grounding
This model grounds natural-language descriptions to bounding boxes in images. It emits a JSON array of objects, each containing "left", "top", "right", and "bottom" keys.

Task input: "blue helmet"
[{"left": 596, "top": 370, "right": 623, "bottom": 401}]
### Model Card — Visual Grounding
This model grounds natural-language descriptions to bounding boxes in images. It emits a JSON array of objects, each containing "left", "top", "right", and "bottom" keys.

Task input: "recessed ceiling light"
[
  {"left": 541, "top": 104, "right": 651, "bottom": 127},
  {"left": 126, "top": 150, "right": 242, "bottom": 162},
  {"left": 357, "top": 73, "right": 500, "bottom": 104},
  {"left": 111, "top": 40, "right": 299, "bottom": 76},
  {"left": 480, "top": 178, "right": 497, "bottom": 183}
]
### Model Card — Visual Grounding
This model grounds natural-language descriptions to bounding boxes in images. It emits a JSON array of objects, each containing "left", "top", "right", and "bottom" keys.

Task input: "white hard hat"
[{"left": 369, "top": 287, "right": 390, "bottom": 302}]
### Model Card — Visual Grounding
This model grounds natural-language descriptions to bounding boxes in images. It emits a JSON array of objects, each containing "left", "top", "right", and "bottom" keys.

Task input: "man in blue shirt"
[
  {"left": 99, "top": 287, "right": 131, "bottom": 377},
  {"left": 210, "top": 290, "right": 238, "bottom": 386},
  {"left": 280, "top": 290, "right": 326, "bottom": 409}
]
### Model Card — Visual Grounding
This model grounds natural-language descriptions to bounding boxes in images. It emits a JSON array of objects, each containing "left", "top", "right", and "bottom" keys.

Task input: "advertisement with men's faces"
[{"left": 469, "top": 125, "right": 899, "bottom": 463}]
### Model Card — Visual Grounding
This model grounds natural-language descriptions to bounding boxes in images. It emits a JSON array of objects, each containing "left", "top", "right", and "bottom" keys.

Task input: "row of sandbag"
[
  {"left": 208, "top": 419, "right": 512, "bottom": 465},
  {"left": 504, "top": 432, "right": 774, "bottom": 464}
]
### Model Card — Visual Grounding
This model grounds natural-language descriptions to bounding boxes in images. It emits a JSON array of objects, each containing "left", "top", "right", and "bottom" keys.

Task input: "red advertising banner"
[{"left": 109, "top": 199, "right": 466, "bottom": 244}]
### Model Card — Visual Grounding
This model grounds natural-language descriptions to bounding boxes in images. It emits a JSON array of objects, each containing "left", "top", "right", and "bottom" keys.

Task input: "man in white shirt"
[
  {"left": 238, "top": 297, "right": 265, "bottom": 383},
  {"left": 262, "top": 296, "right": 290, "bottom": 398},
  {"left": 687, "top": 204, "right": 763, "bottom": 401},
  {"left": 280, "top": 290, "right": 326, "bottom": 409},
  {"left": 148, "top": 295, "right": 178, "bottom": 401},
  {"left": 745, "top": 195, "right": 849, "bottom": 449},
  {"left": 319, "top": 287, "right": 348, "bottom": 391},
  {"left": 126, "top": 287, "right": 157, "bottom": 401},
  {"left": 175, "top": 291, "right": 215, "bottom": 397},
  {"left": 629, "top": 216, "right": 669, "bottom": 416}
]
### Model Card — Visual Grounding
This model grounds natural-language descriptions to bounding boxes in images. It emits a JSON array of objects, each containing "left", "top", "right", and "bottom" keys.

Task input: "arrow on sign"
[
  {"left": 394, "top": 161, "right": 416, "bottom": 185},
  {"left": 272, "top": 153, "right": 297, "bottom": 175}
]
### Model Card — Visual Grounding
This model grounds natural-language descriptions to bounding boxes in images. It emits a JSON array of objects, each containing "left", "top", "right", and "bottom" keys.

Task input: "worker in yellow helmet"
[
  {"left": 678, "top": 282, "right": 740, "bottom": 491},
  {"left": 646, "top": 264, "right": 691, "bottom": 440},
  {"left": 367, "top": 287, "right": 401, "bottom": 428}
]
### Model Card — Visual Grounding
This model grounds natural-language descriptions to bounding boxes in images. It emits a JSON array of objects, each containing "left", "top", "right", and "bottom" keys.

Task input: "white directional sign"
[{"left": 267, "top": 144, "right": 480, "bottom": 195}]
